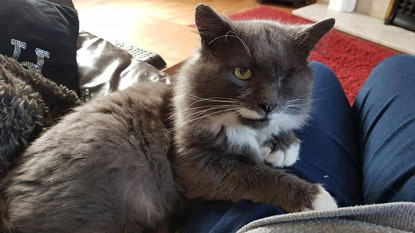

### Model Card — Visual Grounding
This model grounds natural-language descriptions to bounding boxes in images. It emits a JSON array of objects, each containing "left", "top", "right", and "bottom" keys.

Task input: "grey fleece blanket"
[{"left": 237, "top": 202, "right": 415, "bottom": 233}]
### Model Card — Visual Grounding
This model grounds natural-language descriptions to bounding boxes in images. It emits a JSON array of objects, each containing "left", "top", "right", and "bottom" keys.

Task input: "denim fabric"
[
  {"left": 353, "top": 54, "right": 415, "bottom": 204},
  {"left": 181, "top": 55, "right": 415, "bottom": 233}
]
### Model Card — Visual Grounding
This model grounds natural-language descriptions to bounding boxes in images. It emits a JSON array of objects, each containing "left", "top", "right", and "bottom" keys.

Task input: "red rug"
[{"left": 227, "top": 7, "right": 398, "bottom": 104}]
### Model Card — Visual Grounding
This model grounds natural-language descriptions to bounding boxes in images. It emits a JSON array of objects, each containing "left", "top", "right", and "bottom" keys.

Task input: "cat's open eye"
[{"left": 234, "top": 67, "right": 252, "bottom": 80}]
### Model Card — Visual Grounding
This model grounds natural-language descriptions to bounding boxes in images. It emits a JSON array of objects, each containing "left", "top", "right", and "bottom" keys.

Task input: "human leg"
[
  {"left": 288, "top": 62, "right": 362, "bottom": 208},
  {"left": 180, "top": 62, "right": 362, "bottom": 233},
  {"left": 352, "top": 54, "right": 415, "bottom": 204}
]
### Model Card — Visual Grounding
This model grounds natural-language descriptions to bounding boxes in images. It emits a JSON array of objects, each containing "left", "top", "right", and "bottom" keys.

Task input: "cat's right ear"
[
  {"left": 195, "top": 4, "right": 232, "bottom": 47},
  {"left": 294, "top": 18, "right": 335, "bottom": 58}
]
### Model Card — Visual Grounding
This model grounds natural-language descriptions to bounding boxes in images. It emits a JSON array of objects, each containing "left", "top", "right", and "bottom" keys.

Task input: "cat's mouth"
[
  {"left": 237, "top": 108, "right": 266, "bottom": 120},
  {"left": 237, "top": 114, "right": 270, "bottom": 129},
  {"left": 235, "top": 107, "right": 270, "bottom": 126},
  {"left": 239, "top": 115, "right": 268, "bottom": 122}
]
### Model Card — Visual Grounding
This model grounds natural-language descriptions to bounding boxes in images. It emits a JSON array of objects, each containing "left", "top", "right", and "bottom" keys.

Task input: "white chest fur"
[
  {"left": 224, "top": 111, "right": 307, "bottom": 162},
  {"left": 225, "top": 125, "right": 264, "bottom": 154}
]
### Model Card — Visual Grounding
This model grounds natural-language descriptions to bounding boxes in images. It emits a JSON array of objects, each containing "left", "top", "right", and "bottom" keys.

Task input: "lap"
[{"left": 180, "top": 61, "right": 362, "bottom": 233}]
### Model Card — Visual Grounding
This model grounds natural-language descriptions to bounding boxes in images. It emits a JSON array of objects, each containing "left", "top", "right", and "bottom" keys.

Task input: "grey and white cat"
[{"left": 0, "top": 5, "right": 336, "bottom": 233}]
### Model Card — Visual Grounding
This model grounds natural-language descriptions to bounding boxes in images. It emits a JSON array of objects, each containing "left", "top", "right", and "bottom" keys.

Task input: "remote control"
[{"left": 113, "top": 41, "right": 167, "bottom": 70}]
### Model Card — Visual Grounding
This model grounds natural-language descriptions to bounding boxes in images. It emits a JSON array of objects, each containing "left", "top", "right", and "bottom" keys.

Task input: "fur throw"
[{"left": 0, "top": 54, "right": 80, "bottom": 177}]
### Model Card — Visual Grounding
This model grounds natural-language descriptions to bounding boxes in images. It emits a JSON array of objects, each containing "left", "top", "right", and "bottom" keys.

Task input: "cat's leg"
[
  {"left": 173, "top": 151, "right": 336, "bottom": 213},
  {"left": 262, "top": 131, "right": 301, "bottom": 167}
]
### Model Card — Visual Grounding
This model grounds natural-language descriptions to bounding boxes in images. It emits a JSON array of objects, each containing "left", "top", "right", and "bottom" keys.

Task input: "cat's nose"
[{"left": 258, "top": 103, "right": 276, "bottom": 113}]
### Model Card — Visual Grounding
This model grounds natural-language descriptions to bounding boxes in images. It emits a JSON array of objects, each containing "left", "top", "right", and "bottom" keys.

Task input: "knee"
[
  {"left": 310, "top": 61, "right": 331, "bottom": 71},
  {"left": 375, "top": 55, "right": 415, "bottom": 75},
  {"left": 309, "top": 61, "right": 341, "bottom": 86},
  {"left": 358, "top": 55, "right": 415, "bottom": 104},
  {"left": 381, "top": 54, "right": 415, "bottom": 65}
]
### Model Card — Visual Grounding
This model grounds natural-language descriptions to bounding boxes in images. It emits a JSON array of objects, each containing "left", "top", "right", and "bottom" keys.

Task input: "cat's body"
[
  {"left": 1, "top": 82, "right": 178, "bottom": 233},
  {"left": 171, "top": 10, "right": 336, "bottom": 212},
  {"left": 1, "top": 5, "right": 337, "bottom": 233}
]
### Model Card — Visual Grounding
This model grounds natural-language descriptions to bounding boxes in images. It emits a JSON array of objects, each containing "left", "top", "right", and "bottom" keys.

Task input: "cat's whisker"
[
  {"left": 187, "top": 110, "right": 234, "bottom": 127},
  {"left": 286, "top": 98, "right": 324, "bottom": 107},
  {"left": 185, "top": 108, "right": 236, "bottom": 126},
  {"left": 183, "top": 103, "right": 236, "bottom": 112},
  {"left": 185, "top": 100, "right": 238, "bottom": 110},
  {"left": 207, "top": 32, "right": 251, "bottom": 57},
  {"left": 239, "top": 88, "right": 254, "bottom": 98},
  {"left": 287, "top": 96, "right": 313, "bottom": 102},
  {"left": 195, "top": 99, "right": 238, "bottom": 104},
  {"left": 293, "top": 84, "right": 338, "bottom": 101},
  {"left": 284, "top": 98, "right": 324, "bottom": 115},
  {"left": 166, "top": 112, "right": 178, "bottom": 121},
  {"left": 310, "top": 98, "right": 324, "bottom": 104},
  {"left": 227, "top": 31, "right": 252, "bottom": 57},
  {"left": 166, "top": 108, "right": 203, "bottom": 122},
  {"left": 189, "top": 94, "right": 237, "bottom": 101},
  {"left": 287, "top": 98, "right": 310, "bottom": 103},
  {"left": 215, "top": 112, "right": 238, "bottom": 126},
  {"left": 183, "top": 104, "right": 236, "bottom": 113},
  {"left": 187, "top": 96, "right": 239, "bottom": 106},
  {"left": 209, "top": 112, "right": 233, "bottom": 127},
  {"left": 182, "top": 106, "right": 235, "bottom": 122},
  {"left": 285, "top": 102, "right": 308, "bottom": 107},
  {"left": 183, "top": 108, "right": 233, "bottom": 122},
  {"left": 183, "top": 98, "right": 234, "bottom": 110},
  {"left": 182, "top": 108, "right": 219, "bottom": 121},
  {"left": 189, "top": 96, "right": 238, "bottom": 103},
  {"left": 169, "top": 108, "right": 237, "bottom": 133},
  {"left": 285, "top": 105, "right": 304, "bottom": 109},
  {"left": 232, "top": 55, "right": 241, "bottom": 64}
]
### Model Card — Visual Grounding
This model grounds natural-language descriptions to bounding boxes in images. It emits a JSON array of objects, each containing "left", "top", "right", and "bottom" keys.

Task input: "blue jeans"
[{"left": 181, "top": 55, "right": 415, "bottom": 233}]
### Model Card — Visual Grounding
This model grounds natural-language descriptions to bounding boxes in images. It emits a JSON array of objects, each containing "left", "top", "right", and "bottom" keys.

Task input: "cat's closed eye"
[
  {"left": 234, "top": 67, "right": 252, "bottom": 80},
  {"left": 279, "top": 67, "right": 297, "bottom": 82}
]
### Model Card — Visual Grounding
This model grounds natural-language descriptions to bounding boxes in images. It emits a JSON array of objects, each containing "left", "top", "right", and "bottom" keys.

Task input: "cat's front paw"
[
  {"left": 303, "top": 185, "right": 338, "bottom": 212},
  {"left": 265, "top": 143, "right": 300, "bottom": 167}
]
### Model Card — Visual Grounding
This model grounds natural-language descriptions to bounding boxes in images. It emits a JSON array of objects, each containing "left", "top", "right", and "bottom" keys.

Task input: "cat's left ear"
[
  {"left": 294, "top": 18, "right": 335, "bottom": 58},
  {"left": 195, "top": 4, "right": 233, "bottom": 48}
]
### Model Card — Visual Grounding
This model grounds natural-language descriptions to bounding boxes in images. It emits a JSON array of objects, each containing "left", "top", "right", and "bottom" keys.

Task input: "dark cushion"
[
  {"left": 47, "top": 0, "right": 75, "bottom": 9},
  {"left": 77, "top": 31, "right": 171, "bottom": 99},
  {"left": 0, "top": 0, "right": 80, "bottom": 95}
]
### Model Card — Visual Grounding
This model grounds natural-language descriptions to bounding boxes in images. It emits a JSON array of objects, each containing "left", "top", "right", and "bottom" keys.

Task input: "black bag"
[{"left": 0, "top": 0, "right": 80, "bottom": 94}]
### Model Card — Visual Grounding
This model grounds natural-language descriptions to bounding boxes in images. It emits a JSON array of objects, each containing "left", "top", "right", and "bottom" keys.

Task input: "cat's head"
[{"left": 174, "top": 4, "right": 334, "bottom": 131}]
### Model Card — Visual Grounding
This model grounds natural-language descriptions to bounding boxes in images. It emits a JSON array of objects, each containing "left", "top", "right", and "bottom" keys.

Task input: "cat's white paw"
[
  {"left": 265, "top": 143, "right": 300, "bottom": 167},
  {"left": 260, "top": 146, "right": 272, "bottom": 160},
  {"left": 303, "top": 185, "right": 338, "bottom": 212}
]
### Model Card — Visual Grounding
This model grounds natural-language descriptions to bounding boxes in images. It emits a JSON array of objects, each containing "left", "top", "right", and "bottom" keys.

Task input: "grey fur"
[
  {"left": 262, "top": 131, "right": 300, "bottom": 157},
  {"left": 1, "top": 82, "right": 178, "bottom": 233},
  {"left": 0, "top": 5, "right": 334, "bottom": 233},
  {"left": 171, "top": 5, "right": 335, "bottom": 212}
]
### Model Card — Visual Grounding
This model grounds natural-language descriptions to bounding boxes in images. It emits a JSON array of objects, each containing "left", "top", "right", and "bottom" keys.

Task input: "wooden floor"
[
  {"left": 73, "top": 0, "right": 295, "bottom": 26},
  {"left": 71, "top": 0, "right": 298, "bottom": 72},
  {"left": 71, "top": 0, "right": 398, "bottom": 73}
]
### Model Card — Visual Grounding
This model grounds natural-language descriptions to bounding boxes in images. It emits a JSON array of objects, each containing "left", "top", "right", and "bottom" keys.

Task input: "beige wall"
[
  {"left": 356, "top": 0, "right": 392, "bottom": 19},
  {"left": 317, "top": 0, "right": 330, "bottom": 3}
]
